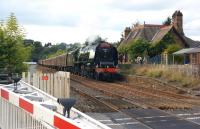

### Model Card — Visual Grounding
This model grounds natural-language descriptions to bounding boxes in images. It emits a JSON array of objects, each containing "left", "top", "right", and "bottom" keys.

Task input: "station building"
[{"left": 119, "top": 10, "right": 200, "bottom": 63}]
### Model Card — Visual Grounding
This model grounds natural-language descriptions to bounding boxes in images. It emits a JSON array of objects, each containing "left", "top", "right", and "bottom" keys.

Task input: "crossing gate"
[{"left": 0, "top": 81, "right": 111, "bottom": 129}]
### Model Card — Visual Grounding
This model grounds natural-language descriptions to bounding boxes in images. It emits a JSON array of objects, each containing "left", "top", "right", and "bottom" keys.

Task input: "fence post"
[
  {"left": 50, "top": 73, "right": 53, "bottom": 95},
  {"left": 53, "top": 73, "right": 57, "bottom": 97},
  {"left": 58, "top": 73, "right": 61, "bottom": 98},
  {"left": 60, "top": 75, "right": 65, "bottom": 97},
  {"left": 47, "top": 73, "right": 50, "bottom": 94},
  {"left": 27, "top": 72, "right": 31, "bottom": 84},
  {"left": 22, "top": 72, "right": 26, "bottom": 82}
]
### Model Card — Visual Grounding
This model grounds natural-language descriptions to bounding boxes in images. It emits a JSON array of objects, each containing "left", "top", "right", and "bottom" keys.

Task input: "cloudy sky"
[{"left": 0, "top": 0, "right": 200, "bottom": 44}]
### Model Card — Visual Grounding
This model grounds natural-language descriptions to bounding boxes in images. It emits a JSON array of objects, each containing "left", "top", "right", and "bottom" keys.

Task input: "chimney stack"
[
  {"left": 124, "top": 27, "right": 131, "bottom": 39},
  {"left": 172, "top": 10, "right": 184, "bottom": 35}
]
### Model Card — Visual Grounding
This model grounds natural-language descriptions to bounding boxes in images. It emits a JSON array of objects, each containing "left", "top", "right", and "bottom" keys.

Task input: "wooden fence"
[
  {"left": 143, "top": 64, "right": 200, "bottom": 77},
  {"left": 22, "top": 71, "right": 70, "bottom": 98}
]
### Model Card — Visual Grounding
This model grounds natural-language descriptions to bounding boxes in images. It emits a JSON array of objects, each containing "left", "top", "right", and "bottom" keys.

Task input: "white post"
[
  {"left": 53, "top": 74, "right": 57, "bottom": 97},
  {"left": 50, "top": 73, "right": 53, "bottom": 95},
  {"left": 22, "top": 72, "right": 26, "bottom": 82},
  {"left": 27, "top": 72, "right": 31, "bottom": 84},
  {"left": 66, "top": 72, "right": 70, "bottom": 98}
]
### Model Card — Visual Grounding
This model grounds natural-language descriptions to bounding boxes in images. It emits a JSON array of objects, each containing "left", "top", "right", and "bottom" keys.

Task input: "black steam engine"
[{"left": 39, "top": 41, "right": 118, "bottom": 81}]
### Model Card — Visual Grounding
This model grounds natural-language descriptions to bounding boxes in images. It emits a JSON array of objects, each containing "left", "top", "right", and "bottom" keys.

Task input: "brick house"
[{"left": 119, "top": 10, "right": 200, "bottom": 63}]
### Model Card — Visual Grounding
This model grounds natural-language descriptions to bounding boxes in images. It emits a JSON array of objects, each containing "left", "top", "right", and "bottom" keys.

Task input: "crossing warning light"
[{"left": 42, "top": 76, "right": 48, "bottom": 80}]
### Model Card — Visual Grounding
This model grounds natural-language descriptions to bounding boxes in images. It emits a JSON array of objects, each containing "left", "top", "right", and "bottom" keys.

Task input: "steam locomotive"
[{"left": 38, "top": 41, "right": 118, "bottom": 81}]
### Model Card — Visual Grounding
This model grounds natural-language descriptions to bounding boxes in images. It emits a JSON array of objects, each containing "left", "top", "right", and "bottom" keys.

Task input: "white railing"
[
  {"left": 0, "top": 97, "right": 52, "bottom": 129},
  {"left": 0, "top": 81, "right": 111, "bottom": 129}
]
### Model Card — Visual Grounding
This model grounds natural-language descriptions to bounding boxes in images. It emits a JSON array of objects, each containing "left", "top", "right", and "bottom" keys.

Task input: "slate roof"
[
  {"left": 151, "top": 25, "right": 173, "bottom": 43},
  {"left": 121, "top": 24, "right": 164, "bottom": 45},
  {"left": 183, "top": 36, "right": 200, "bottom": 47},
  {"left": 120, "top": 24, "right": 200, "bottom": 48}
]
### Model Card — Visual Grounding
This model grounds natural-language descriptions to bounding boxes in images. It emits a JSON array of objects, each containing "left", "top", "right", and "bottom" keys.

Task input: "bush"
[
  {"left": 127, "top": 39, "right": 150, "bottom": 60},
  {"left": 165, "top": 44, "right": 181, "bottom": 54}
]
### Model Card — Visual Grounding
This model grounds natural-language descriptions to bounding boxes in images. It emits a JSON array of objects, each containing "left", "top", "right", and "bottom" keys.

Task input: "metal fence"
[
  {"left": 147, "top": 54, "right": 179, "bottom": 65},
  {"left": 22, "top": 71, "right": 70, "bottom": 98},
  {"left": 0, "top": 97, "right": 52, "bottom": 129},
  {"left": 119, "top": 54, "right": 183, "bottom": 65}
]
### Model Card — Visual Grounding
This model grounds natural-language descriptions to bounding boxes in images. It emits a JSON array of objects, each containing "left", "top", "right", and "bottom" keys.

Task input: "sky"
[{"left": 0, "top": 0, "right": 200, "bottom": 44}]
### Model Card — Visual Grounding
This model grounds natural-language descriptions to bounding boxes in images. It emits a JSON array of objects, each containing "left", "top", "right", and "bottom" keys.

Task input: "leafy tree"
[
  {"left": 164, "top": 44, "right": 181, "bottom": 54},
  {"left": 24, "top": 39, "right": 34, "bottom": 46},
  {"left": 31, "top": 41, "right": 43, "bottom": 62},
  {"left": 165, "top": 44, "right": 183, "bottom": 64},
  {"left": 44, "top": 42, "right": 52, "bottom": 47},
  {"left": 163, "top": 17, "right": 172, "bottom": 26},
  {"left": 0, "top": 13, "right": 31, "bottom": 73},
  {"left": 149, "top": 32, "right": 175, "bottom": 57},
  {"left": 48, "top": 49, "right": 66, "bottom": 58},
  {"left": 67, "top": 43, "right": 81, "bottom": 52},
  {"left": 117, "top": 44, "right": 128, "bottom": 54},
  {"left": 112, "top": 41, "right": 121, "bottom": 48},
  {"left": 128, "top": 39, "right": 150, "bottom": 61}
]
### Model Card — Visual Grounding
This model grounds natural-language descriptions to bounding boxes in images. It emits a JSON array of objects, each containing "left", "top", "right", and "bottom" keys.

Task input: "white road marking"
[
  {"left": 98, "top": 117, "right": 132, "bottom": 122},
  {"left": 116, "top": 118, "right": 132, "bottom": 121},
  {"left": 176, "top": 112, "right": 200, "bottom": 118},
  {"left": 98, "top": 119, "right": 112, "bottom": 122},
  {"left": 106, "top": 122, "right": 140, "bottom": 126},
  {"left": 187, "top": 117, "right": 200, "bottom": 120},
  {"left": 137, "top": 115, "right": 170, "bottom": 119}
]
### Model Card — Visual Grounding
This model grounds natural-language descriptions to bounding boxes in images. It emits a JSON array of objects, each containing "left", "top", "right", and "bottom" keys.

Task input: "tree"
[
  {"left": 163, "top": 17, "right": 172, "bottom": 26},
  {"left": 148, "top": 32, "right": 175, "bottom": 57},
  {"left": 112, "top": 41, "right": 121, "bottom": 48},
  {"left": 128, "top": 39, "right": 150, "bottom": 61},
  {"left": 67, "top": 43, "right": 81, "bottom": 52},
  {"left": 48, "top": 49, "right": 65, "bottom": 58},
  {"left": 117, "top": 44, "right": 128, "bottom": 54},
  {"left": 164, "top": 44, "right": 181, "bottom": 54},
  {"left": 0, "top": 13, "right": 31, "bottom": 73},
  {"left": 31, "top": 41, "right": 43, "bottom": 62}
]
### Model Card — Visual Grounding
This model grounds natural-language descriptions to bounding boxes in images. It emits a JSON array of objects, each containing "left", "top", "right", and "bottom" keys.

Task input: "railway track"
[
  {"left": 36, "top": 67, "right": 200, "bottom": 128},
  {"left": 115, "top": 78, "right": 200, "bottom": 107},
  {"left": 70, "top": 75, "right": 200, "bottom": 129},
  {"left": 71, "top": 74, "right": 200, "bottom": 109},
  {"left": 71, "top": 84, "right": 116, "bottom": 113},
  {"left": 71, "top": 80, "right": 138, "bottom": 111},
  {"left": 70, "top": 80, "right": 153, "bottom": 129}
]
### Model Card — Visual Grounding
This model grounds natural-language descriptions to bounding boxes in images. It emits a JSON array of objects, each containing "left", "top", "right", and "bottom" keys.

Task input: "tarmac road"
[{"left": 88, "top": 108, "right": 200, "bottom": 129}]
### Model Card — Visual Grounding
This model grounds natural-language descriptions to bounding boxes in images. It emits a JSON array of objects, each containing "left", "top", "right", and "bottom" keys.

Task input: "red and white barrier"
[
  {"left": 0, "top": 81, "right": 111, "bottom": 129},
  {"left": 0, "top": 86, "right": 80, "bottom": 129}
]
